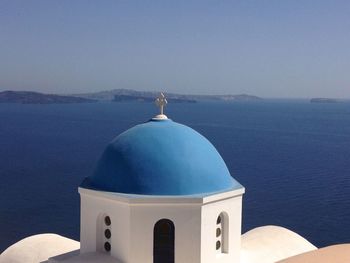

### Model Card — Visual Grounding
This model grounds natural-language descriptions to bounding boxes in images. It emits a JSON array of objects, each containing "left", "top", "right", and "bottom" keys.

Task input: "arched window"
[
  {"left": 154, "top": 219, "right": 175, "bottom": 263},
  {"left": 97, "top": 214, "right": 112, "bottom": 253},
  {"left": 216, "top": 212, "right": 229, "bottom": 253}
]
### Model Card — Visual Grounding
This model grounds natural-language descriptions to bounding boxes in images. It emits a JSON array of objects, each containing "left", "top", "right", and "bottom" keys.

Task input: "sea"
[{"left": 0, "top": 100, "right": 350, "bottom": 252}]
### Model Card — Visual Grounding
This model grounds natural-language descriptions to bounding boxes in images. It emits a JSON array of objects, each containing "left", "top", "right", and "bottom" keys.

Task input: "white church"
[{"left": 1, "top": 94, "right": 349, "bottom": 263}]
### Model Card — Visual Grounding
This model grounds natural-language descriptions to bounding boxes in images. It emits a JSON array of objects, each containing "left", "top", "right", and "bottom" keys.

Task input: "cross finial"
[
  {"left": 154, "top": 92, "right": 168, "bottom": 120},
  {"left": 155, "top": 92, "right": 167, "bottom": 115}
]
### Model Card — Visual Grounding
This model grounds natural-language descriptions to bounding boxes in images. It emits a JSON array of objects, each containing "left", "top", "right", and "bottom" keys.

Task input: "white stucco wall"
[
  {"left": 129, "top": 203, "right": 202, "bottom": 263},
  {"left": 79, "top": 190, "right": 130, "bottom": 262},
  {"left": 201, "top": 194, "right": 243, "bottom": 263},
  {"left": 79, "top": 187, "right": 244, "bottom": 263}
]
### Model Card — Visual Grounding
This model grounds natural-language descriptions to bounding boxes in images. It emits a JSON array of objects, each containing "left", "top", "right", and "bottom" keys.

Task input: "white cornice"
[{"left": 78, "top": 187, "right": 245, "bottom": 206}]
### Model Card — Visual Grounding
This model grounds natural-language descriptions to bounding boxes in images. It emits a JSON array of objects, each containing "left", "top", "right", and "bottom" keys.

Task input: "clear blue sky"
[{"left": 1, "top": 0, "right": 349, "bottom": 98}]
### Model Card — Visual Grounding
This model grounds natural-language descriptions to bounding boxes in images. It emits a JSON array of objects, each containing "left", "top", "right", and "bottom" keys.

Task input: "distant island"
[
  {"left": 0, "top": 91, "right": 97, "bottom": 104},
  {"left": 73, "top": 89, "right": 262, "bottom": 103},
  {"left": 0, "top": 89, "right": 262, "bottom": 104},
  {"left": 310, "top": 98, "right": 338, "bottom": 103}
]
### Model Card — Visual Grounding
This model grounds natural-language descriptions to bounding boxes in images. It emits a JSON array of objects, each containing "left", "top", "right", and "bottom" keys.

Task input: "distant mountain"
[
  {"left": 0, "top": 91, "right": 97, "bottom": 104},
  {"left": 310, "top": 98, "right": 338, "bottom": 103},
  {"left": 72, "top": 89, "right": 262, "bottom": 102}
]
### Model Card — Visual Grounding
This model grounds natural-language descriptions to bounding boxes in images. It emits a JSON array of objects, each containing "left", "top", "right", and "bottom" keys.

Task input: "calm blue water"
[{"left": 0, "top": 100, "right": 350, "bottom": 252}]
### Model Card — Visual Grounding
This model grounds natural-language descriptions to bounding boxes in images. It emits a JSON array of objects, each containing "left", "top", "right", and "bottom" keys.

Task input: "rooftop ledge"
[{"left": 78, "top": 186, "right": 245, "bottom": 205}]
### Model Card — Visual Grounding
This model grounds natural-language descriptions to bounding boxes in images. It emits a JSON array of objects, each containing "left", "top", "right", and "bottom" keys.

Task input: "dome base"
[{"left": 152, "top": 114, "right": 168, "bottom": 120}]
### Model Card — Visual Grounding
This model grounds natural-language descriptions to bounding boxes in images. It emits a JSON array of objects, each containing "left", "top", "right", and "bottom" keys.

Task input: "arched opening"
[
  {"left": 153, "top": 219, "right": 175, "bottom": 263},
  {"left": 216, "top": 212, "right": 229, "bottom": 253}
]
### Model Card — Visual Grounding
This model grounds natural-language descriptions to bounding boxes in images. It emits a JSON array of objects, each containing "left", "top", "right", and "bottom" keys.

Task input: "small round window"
[
  {"left": 216, "top": 240, "right": 221, "bottom": 250},
  {"left": 216, "top": 228, "right": 221, "bottom": 237},
  {"left": 104, "top": 216, "right": 111, "bottom": 226},
  {"left": 105, "top": 229, "right": 111, "bottom": 239},
  {"left": 104, "top": 242, "right": 111, "bottom": 251}
]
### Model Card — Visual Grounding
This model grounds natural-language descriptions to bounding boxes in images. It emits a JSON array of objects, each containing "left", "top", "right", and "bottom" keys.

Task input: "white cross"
[{"left": 155, "top": 92, "right": 168, "bottom": 115}]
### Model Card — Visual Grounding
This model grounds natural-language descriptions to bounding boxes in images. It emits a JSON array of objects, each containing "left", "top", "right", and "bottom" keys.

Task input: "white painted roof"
[
  {"left": 277, "top": 244, "right": 350, "bottom": 263},
  {"left": 0, "top": 226, "right": 320, "bottom": 263},
  {"left": 240, "top": 225, "right": 317, "bottom": 263},
  {"left": 48, "top": 251, "right": 121, "bottom": 263},
  {"left": 0, "top": 234, "right": 79, "bottom": 263}
]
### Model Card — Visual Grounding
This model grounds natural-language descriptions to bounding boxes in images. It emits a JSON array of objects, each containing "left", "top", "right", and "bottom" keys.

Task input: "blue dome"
[{"left": 81, "top": 119, "right": 242, "bottom": 196}]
